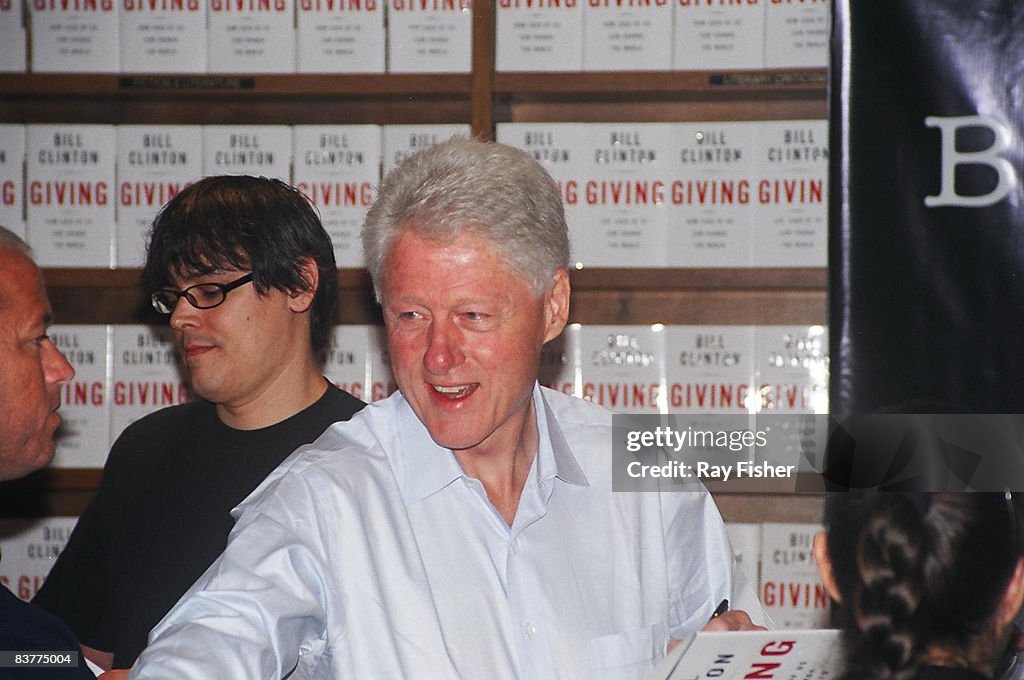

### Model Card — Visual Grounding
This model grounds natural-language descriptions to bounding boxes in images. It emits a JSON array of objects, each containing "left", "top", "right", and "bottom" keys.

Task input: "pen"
[{"left": 662, "top": 598, "right": 734, "bottom": 677}]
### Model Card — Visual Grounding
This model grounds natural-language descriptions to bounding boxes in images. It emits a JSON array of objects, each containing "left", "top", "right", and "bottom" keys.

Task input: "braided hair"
[{"left": 824, "top": 492, "right": 1020, "bottom": 680}]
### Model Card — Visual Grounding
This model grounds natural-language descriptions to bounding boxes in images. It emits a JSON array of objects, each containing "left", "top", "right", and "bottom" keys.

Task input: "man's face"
[
  {"left": 166, "top": 265, "right": 315, "bottom": 414},
  {"left": 381, "top": 230, "right": 569, "bottom": 456},
  {"left": 0, "top": 249, "right": 75, "bottom": 481}
]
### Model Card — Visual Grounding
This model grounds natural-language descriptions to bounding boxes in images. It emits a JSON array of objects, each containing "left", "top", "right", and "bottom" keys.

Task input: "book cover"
[
  {"left": 650, "top": 628, "right": 840, "bottom": 679},
  {"left": 120, "top": 0, "right": 207, "bottom": 73},
  {"left": 292, "top": 124, "right": 380, "bottom": 267},
  {"left": 753, "top": 325, "right": 828, "bottom": 474},
  {"left": 50, "top": 324, "right": 111, "bottom": 469},
  {"left": 754, "top": 325, "right": 828, "bottom": 415},
  {"left": 758, "top": 522, "right": 831, "bottom": 629},
  {"left": 296, "top": 0, "right": 384, "bottom": 72},
  {"left": 207, "top": 0, "right": 295, "bottom": 73},
  {"left": 386, "top": 0, "right": 472, "bottom": 73},
  {"left": 116, "top": 125, "right": 203, "bottom": 267},
  {"left": 29, "top": 0, "right": 120, "bottom": 72},
  {"left": 0, "top": 125, "right": 25, "bottom": 240},
  {"left": 0, "top": 0, "right": 27, "bottom": 72},
  {"left": 664, "top": 325, "right": 754, "bottom": 414},
  {"left": 666, "top": 121, "right": 757, "bottom": 267},
  {"left": 495, "top": 122, "right": 588, "bottom": 268},
  {"left": 752, "top": 119, "right": 827, "bottom": 267},
  {"left": 658, "top": 325, "right": 756, "bottom": 469},
  {"left": 578, "top": 324, "right": 666, "bottom": 413},
  {"left": 0, "top": 518, "right": 80, "bottom": 601},
  {"left": 26, "top": 124, "right": 116, "bottom": 267},
  {"left": 381, "top": 124, "right": 470, "bottom": 175},
  {"left": 495, "top": 1, "right": 582, "bottom": 72},
  {"left": 672, "top": 0, "right": 764, "bottom": 71},
  {"left": 322, "top": 325, "right": 395, "bottom": 402},
  {"left": 582, "top": 0, "right": 672, "bottom": 72},
  {"left": 109, "top": 324, "right": 191, "bottom": 446},
  {"left": 577, "top": 123, "right": 673, "bottom": 267},
  {"left": 202, "top": 125, "right": 292, "bottom": 180},
  {"left": 763, "top": 0, "right": 829, "bottom": 69}
]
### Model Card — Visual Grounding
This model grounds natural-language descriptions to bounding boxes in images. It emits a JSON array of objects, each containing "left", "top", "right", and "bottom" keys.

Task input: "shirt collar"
[
  {"left": 400, "top": 383, "right": 588, "bottom": 506},
  {"left": 536, "top": 386, "right": 588, "bottom": 488},
  {"left": 397, "top": 396, "right": 463, "bottom": 506}
]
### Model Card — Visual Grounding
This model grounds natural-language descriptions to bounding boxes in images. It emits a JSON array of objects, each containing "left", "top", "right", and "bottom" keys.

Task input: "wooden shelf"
[
  {"left": 494, "top": 69, "right": 827, "bottom": 102},
  {"left": 0, "top": 73, "right": 473, "bottom": 99},
  {"left": 714, "top": 492, "right": 824, "bottom": 524},
  {"left": 42, "top": 267, "right": 824, "bottom": 291},
  {"left": 39, "top": 268, "right": 385, "bottom": 325},
  {"left": 0, "top": 73, "right": 476, "bottom": 125},
  {"left": 569, "top": 289, "right": 825, "bottom": 326},
  {"left": 568, "top": 267, "right": 826, "bottom": 291},
  {"left": 0, "top": 468, "right": 102, "bottom": 490},
  {"left": 41, "top": 267, "right": 826, "bottom": 327},
  {"left": 41, "top": 268, "right": 375, "bottom": 289},
  {"left": 0, "top": 469, "right": 102, "bottom": 516}
]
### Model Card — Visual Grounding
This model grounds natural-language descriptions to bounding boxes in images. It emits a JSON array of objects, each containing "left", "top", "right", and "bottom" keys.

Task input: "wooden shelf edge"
[
  {"left": 1, "top": 69, "right": 827, "bottom": 100},
  {"left": 41, "top": 267, "right": 824, "bottom": 291},
  {"left": 41, "top": 268, "right": 372, "bottom": 288},
  {"left": 41, "top": 267, "right": 825, "bottom": 292},
  {"left": 0, "top": 73, "right": 473, "bottom": 98},
  {"left": 0, "top": 467, "right": 103, "bottom": 492},
  {"left": 569, "top": 267, "right": 827, "bottom": 291},
  {"left": 494, "top": 69, "right": 827, "bottom": 99},
  {"left": 42, "top": 268, "right": 137, "bottom": 288}
]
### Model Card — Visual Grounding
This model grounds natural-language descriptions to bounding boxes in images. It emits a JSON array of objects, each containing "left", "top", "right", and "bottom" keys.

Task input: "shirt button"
[
  {"left": 510, "top": 538, "right": 520, "bottom": 553},
  {"left": 522, "top": 622, "right": 536, "bottom": 639}
]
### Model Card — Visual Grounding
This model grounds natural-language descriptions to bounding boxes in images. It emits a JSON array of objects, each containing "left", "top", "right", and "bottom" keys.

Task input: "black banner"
[{"left": 830, "top": 1, "right": 1024, "bottom": 417}]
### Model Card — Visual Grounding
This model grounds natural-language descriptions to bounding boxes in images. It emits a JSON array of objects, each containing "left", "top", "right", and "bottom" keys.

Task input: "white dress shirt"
[{"left": 131, "top": 385, "right": 761, "bottom": 680}]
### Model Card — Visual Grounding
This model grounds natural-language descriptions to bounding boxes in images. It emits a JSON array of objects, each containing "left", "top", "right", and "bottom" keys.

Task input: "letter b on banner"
[{"left": 924, "top": 115, "right": 1017, "bottom": 208}]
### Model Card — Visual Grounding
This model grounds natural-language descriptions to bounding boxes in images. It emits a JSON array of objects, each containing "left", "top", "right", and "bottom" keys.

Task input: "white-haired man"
[{"left": 129, "top": 138, "right": 763, "bottom": 679}]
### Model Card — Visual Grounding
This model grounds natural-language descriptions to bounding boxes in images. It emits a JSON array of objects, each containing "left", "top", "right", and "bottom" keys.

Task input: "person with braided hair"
[{"left": 813, "top": 491, "right": 1024, "bottom": 680}]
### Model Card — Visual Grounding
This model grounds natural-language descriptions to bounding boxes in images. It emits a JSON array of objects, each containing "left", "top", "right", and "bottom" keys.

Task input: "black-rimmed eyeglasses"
[{"left": 150, "top": 273, "right": 254, "bottom": 315}]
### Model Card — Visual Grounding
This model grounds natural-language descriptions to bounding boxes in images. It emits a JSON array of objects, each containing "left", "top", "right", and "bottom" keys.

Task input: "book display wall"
[
  {"left": 2, "top": 120, "right": 823, "bottom": 268},
  {"left": 497, "top": 119, "right": 827, "bottom": 268},
  {"left": 0, "top": 3, "right": 830, "bottom": 564},
  {"left": 5, "top": 1, "right": 828, "bottom": 74}
]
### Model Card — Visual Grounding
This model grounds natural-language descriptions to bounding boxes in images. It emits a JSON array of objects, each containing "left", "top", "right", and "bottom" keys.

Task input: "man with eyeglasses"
[{"left": 33, "top": 175, "right": 365, "bottom": 673}]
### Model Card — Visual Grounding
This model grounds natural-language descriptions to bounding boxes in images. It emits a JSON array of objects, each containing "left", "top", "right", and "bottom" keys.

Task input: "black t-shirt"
[
  {"left": 32, "top": 382, "right": 364, "bottom": 669},
  {"left": 0, "top": 587, "right": 95, "bottom": 679}
]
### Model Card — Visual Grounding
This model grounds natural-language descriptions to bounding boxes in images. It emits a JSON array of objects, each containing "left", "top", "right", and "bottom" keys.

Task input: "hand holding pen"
[
  {"left": 701, "top": 599, "right": 766, "bottom": 633},
  {"left": 666, "top": 598, "right": 766, "bottom": 654},
  {"left": 710, "top": 599, "right": 729, "bottom": 620}
]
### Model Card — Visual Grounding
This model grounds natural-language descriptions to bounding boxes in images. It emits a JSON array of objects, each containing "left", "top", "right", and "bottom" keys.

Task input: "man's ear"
[
  {"left": 288, "top": 257, "right": 319, "bottom": 313},
  {"left": 543, "top": 268, "right": 571, "bottom": 344},
  {"left": 813, "top": 531, "right": 843, "bottom": 604}
]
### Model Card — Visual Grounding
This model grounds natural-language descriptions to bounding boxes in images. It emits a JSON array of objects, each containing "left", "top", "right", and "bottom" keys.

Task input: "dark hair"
[
  {"left": 141, "top": 175, "right": 337, "bottom": 354},
  {"left": 824, "top": 491, "right": 1021, "bottom": 679}
]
